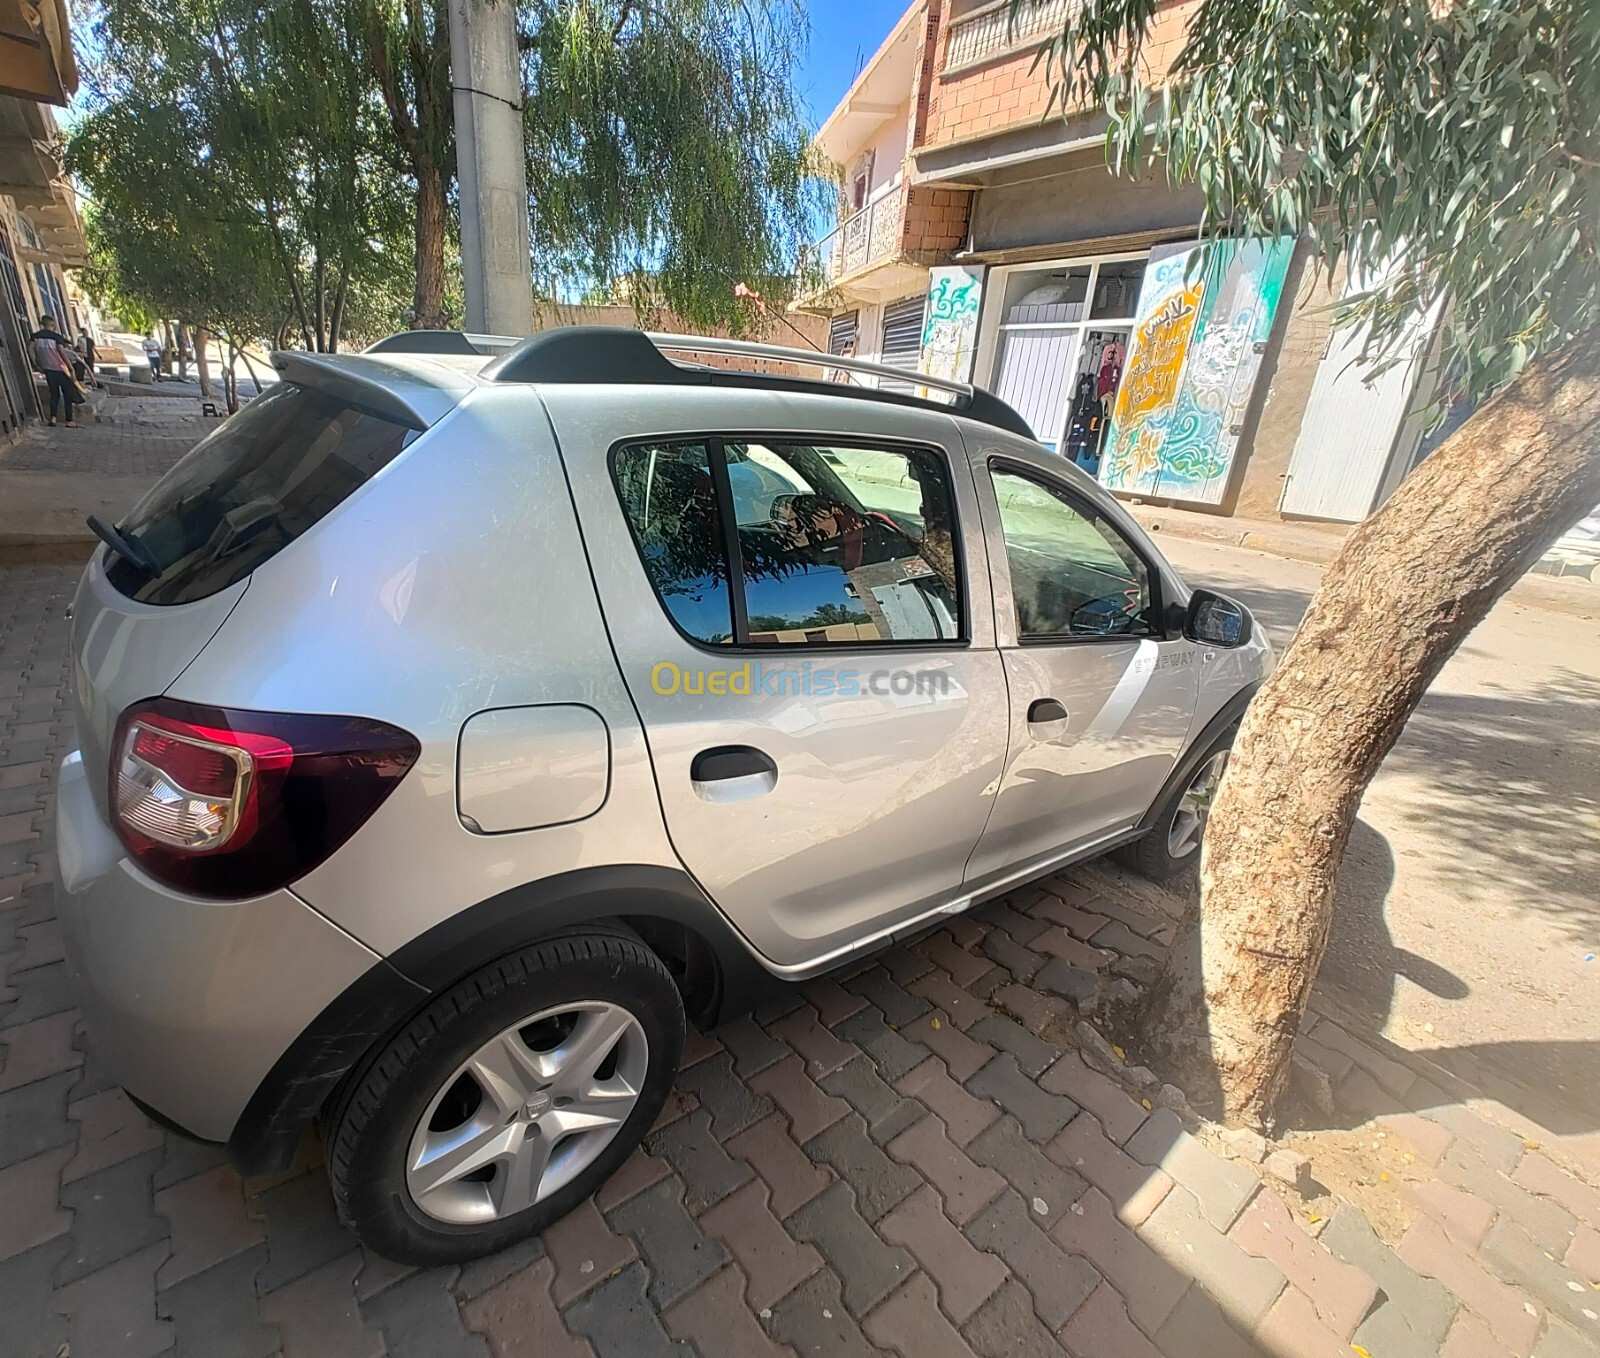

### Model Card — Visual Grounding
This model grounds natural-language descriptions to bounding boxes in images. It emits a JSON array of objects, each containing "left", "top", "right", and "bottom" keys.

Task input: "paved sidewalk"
[{"left": 2, "top": 404, "right": 1598, "bottom": 1357}]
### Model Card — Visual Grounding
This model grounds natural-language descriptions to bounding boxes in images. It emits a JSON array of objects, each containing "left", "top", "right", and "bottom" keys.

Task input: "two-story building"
[{"left": 797, "top": 0, "right": 1450, "bottom": 529}]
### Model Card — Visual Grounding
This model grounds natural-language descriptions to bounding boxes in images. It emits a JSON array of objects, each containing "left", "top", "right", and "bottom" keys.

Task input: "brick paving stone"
[
  {"left": 1534, "top": 1318, "right": 1600, "bottom": 1358},
  {"left": 360, "top": 1265, "right": 488, "bottom": 1358},
  {"left": 879, "top": 1184, "right": 1008, "bottom": 1324},
  {"left": 727, "top": 1112, "right": 832, "bottom": 1219},
  {"left": 1138, "top": 1187, "right": 1286, "bottom": 1332},
  {"left": 960, "top": 1276, "right": 1069, "bottom": 1358},
  {"left": 888, "top": 1114, "right": 1006, "bottom": 1225},
  {"left": 154, "top": 1163, "right": 264, "bottom": 1288},
  {"left": 1481, "top": 1215, "right": 1600, "bottom": 1335},
  {"left": 908, "top": 970, "right": 991, "bottom": 1030},
  {"left": 1088, "top": 918, "right": 1164, "bottom": 960},
  {"left": 969, "top": 1015, "right": 1059, "bottom": 1079},
  {"left": 765, "top": 1268, "right": 880, "bottom": 1358},
  {"left": 0, "top": 1066, "right": 74, "bottom": 1168},
  {"left": 1254, "top": 1285, "right": 1362, "bottom": 1358},
  {"left": 252, "top": 1169, "right": 359, "bottom": 1293},
  {"left": 841, "top": 966, "right": 928, "bottom": 1028},
  {"left": 1082, "top": 894, "right": 1164, "bottom": 938},
  {"left": 1320, "top": 1204, "right": 1458, "bottom": 1358},
  {"left": 798, "top": 976, "right": 867, "bottom": 1027},
  {"left": 834, "top": 1007, "right": 928, "bottom": 1084},
  {"left": 751, "top": 990, "right": 805, "bottom": 1027},
  {"left": 1375, "top": 1107, "right": 1458, "bottom": 1166},
  {"left": 354, "top": 1246, "right": 416, "bottom": 1302},
  {"left": 259, "top": 1249, "right": 387, "bottom": 1358},
  {"left": 968, "top": 1054, "right": 1078, "bottom": 1143},
  {"left": 1440, "top": 1310, "right": 1517, "bottom": 1358},
  {"left": 880, "top": 946, "right": 932, "bottom": 989},
  {"left": 1151, "top": 1284, "right": 1265, "bottom": 1358},
  {"left": 1058, "top": 1279, "right": 1160, "bottom": 1358},
  {"left": 609, "top": 1177, "right": 728, "bottom": 1310},
  {"left": 1033, "top": 958, "right": 1098, "bottom": 1005},
  {"left": 1397, "top": 1214, "right": 1544, "bottom": 1355},
  {"left": 750, "top": 1053, "right": 850, "bottom": 1145},
  {"left": 820, "top": 1053, "right": 922, "bottom": 1144},
  {"left": 1229, "top": 1186, "right": 1377, "bottom": 1339},
  {"left": 0, "top": 958, "right": 75, "bottom": 1029},
  {"left": 770, "top": 1005, "right": 858, "bottom": 1079},
  {"left": 1420, "top": 1098, "right": 1530, "bottom": 1174},
  {"left": 1124, "top": 1109, "right": 1258, "bottom": 1230},
  {"left": 544, "top": 1194, "right": 639, "bottom": 1307},
  {"left": 918, "top": 931, "right": 995, "bottom": 989},
  {"left": 55, "top": 1239, "right": 173, "bottom": 1358},
  {"left": 966, "top": 1189, "right": 1099, "bottom": 1329},
  {"left": 650, "top": 1085, "right": 697, "bottom": 1134},
  {"left": 454, "top": 1235, "right": 545, "bottom": 1302},
  {"left": 1038, "top": 1053, "right": 1148, "bottom": 1146},
  {"left": 1514, "top": 1154, "right": 1600, "bottom": 1227},
  {"left": 662, "top": 1265, "right": 794, "bottom": 1358},
  {"left": 990, "top": 983, "right": 1072, "bottom": 1038},
  {"left": 716, "top": 1014, "right": 789, "bottom": 1078},
  {"left": 55, "top": 1146, "right": 168, "bottom": 1284},
  {"left": 1312, "top": 1023, "right": 1416, "bottom": 1099},
  {"left": 902, "top": 1009, "right": 995, "bottom": 1082},
  {"left": 968, "top": 1116, "right": 1086, "bottom": 1230},
  {"left": 0, "top": 1236, "right": 71, "bottom": 1358},
  {"left": 696, "top": 1178, "right": 822, "bottom": 1311},
  {"left": 805, "top": 1112, "right": 921, "bottom": 1222},
  {"left": 1440, "top": 1141, "right": 1579, "bottom": 1257},
  {"left": 593, "top": 1145, "right": 672, "bottom": 1213},
  {"left": 62, "top": 1086, "right": 165, "bottom": 1182},
  {"left": 1566, "top": 1226, "right": 1600, "bottom": 1285},
  {"left": 0, "top": 1008, "right": 80, "bottom": 1092},
  {"left": 644, "top": 1107, "right": 754, "bottom": 1210},
  {"left": 787, "top": 1180, "right": 913, "bottom": 1316},
  {"left": 678, "top": 1025, "right": 722, "bottom": 1068},
  {"left": 0, "top": 1142, "right": 73, "bottom": 1261},
  {"left": 1408, "top": 1175, "right": 1498, "bottom": 1250},
  {"left": 865, "top": 1271, "right": 982, "bottom": 1358},
  {"left": 1035, "top": 896, "right": 1111, "bottom": 940},
  {"left": 1034, "top": 929, "right": 1115, "bottom": 973},
  {"left": 1046, "top": 1112, "right": 1171, "bottom": 1227},
  {"left": 895, "top": 1058, "right": 1000, "bottom": 1149},
  {"left": 158, "top": 1243, "right": 280, "bottom": 1358},
  {"left": 14, "top": 918, "right": 62, "bottom": 969},
  {"left": 152, "top": 1134, "right": 231, "bottom": 1191},
  {"left": 675, "top": 1049, "right": 774, "bottom": 1138},
  {"left": 979, "top": 927, "right": 1044, "bottom": 982}
]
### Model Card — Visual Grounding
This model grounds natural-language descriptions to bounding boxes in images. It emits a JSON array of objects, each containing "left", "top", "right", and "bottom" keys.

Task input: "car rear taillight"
[{"left": 111, "top": 698, "right": 420, "bottom": 900}]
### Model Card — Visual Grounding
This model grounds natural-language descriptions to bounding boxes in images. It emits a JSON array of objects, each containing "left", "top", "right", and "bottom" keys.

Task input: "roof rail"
[
  {"left": 483, "top": 327, "right": 1034, "bottom": 438},
  {"left": 364, "top": 330, "right": 522, "bottom": 357}
]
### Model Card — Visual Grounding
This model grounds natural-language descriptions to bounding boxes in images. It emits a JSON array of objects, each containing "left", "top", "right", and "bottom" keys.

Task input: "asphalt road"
[{"left": 1157, "top": 535, "right": 1600, "bottom": 1152}]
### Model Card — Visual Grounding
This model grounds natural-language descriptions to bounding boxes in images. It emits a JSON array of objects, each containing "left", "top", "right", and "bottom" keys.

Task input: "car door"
[
  {"left": 546, "top": 387, "right": 1009, "bottom": 974},
  {"left": 962, "top": 434, "right": 1200, "bottom": 888}
]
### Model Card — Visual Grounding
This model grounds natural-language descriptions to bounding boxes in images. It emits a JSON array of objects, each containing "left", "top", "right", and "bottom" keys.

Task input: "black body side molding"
[{"left": 1135, "top": 681, "right": 1262, "bottom": 835}]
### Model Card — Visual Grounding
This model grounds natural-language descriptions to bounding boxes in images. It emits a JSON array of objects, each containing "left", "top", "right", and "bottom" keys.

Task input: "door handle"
[
  {"left": 691, "top": 746, "right": 778, "bottom": 804},
  {"left": 1028, "top": 698, "right": 1069, "bottom": 725}
]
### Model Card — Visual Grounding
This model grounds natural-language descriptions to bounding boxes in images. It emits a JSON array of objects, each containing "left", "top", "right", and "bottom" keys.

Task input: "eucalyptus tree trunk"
[
  {"left": 193, "top": 326, "right": 212, "bottom": 397},
  {"left": 1144, "top": 327, "right": 1600, "bottom": 1129},
  {"left": 413, "top": 157, "right": 448, "bottom": 329}
]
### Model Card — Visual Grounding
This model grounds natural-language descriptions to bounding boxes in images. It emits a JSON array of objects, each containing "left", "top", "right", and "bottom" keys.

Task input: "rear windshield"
[{"left": 106, "top": 384, "right": 416, "bottom": 604}]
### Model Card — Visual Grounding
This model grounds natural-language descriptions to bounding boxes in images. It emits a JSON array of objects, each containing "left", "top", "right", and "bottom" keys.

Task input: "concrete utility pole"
[{"left": 448, "top": 0, "right": 533, "bottom": 336}]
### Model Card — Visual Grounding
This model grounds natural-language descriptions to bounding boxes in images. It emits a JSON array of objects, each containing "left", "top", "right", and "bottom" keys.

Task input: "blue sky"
[{"left": 795, "top": 0, "right": 911, "bottom": 130}]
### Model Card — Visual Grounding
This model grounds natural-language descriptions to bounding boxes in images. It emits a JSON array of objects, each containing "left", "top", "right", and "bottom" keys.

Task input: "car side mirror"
[{"left": 1184, "top": 589, "right": 1251, "bottom": 647}]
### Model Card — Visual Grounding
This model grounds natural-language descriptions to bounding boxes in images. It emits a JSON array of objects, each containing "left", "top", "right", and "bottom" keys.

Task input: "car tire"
[
  {"left": 325, "top": 930, "right": 684, "bottom": 1265},
  {"left": 1116, "top": 731, "right": 1234, "bottom": 882}
]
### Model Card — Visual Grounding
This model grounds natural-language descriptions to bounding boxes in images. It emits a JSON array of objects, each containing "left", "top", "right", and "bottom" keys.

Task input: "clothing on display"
[{"left": 1063, "top": 331, "right": 1129, "bottom": 475}]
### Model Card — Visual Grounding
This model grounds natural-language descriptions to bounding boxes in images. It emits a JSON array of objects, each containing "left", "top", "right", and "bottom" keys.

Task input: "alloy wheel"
[
  {"left": 1167, "top": 750, "right": 1229, "bottom": 859},
  {"left": 405, "top": 1001, "right": 648, "bottom": 1225}
]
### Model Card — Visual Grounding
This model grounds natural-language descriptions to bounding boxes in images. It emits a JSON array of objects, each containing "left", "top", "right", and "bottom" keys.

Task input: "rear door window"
[{"left": 105, "top": 384, "right": 415, "bottom": 605}]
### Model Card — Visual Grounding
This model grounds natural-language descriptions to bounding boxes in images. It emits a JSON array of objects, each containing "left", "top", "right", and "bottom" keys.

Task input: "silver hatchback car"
[{"left": 55, "top": 328, "right": 1271, "bottom": 1262}]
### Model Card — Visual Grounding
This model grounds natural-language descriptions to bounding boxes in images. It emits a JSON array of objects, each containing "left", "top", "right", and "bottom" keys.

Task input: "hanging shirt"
[{"left": 1097, "top": 341, "right": 1126, "bottom": 399}]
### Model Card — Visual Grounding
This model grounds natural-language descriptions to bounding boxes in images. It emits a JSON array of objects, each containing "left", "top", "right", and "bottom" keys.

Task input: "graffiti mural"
[
  {"left": 919, "top": 266, "right": 984, "bottom": 385},
  {"left": 1100, "top": 238, "right": 1295, "bottom": 504}
]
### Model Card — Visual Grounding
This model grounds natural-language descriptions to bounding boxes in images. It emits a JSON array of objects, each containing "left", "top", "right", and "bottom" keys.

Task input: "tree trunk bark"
[
  {"left": 413, "top": 157, "right": 448, "bottom": 329},
  {"left": 1144, "top": 326, "right": 1600, "bottom": 1129},
  {"left": 193, "top": 326, "right": 212, "bottom": 397}
]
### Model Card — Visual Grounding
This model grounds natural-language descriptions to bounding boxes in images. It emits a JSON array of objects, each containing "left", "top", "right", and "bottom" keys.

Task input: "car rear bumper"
[{"left": 54, "top": 748, "right": 386, "bottom": 1143}]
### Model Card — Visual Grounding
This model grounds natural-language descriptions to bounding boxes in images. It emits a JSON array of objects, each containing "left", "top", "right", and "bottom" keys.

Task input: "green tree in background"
[{"left": 1036, "top": 0, "right": 1600, "bottom": 1126}]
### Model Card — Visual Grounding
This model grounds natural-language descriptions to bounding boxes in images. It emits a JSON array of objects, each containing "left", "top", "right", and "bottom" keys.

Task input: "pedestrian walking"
[
  {"left": 31, "top": 314, "right": 82, "bottom": 427},
  {"left": 143, "top": 335, "right": 162, "bottom": 379},
  {"left": 78, "top": 331, "right": 100, "bottom": 387}
]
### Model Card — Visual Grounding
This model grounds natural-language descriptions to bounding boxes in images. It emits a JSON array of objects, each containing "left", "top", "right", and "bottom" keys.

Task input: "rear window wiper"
[{"left": 87, "top": 515, "right": 162, "bottom": 578}]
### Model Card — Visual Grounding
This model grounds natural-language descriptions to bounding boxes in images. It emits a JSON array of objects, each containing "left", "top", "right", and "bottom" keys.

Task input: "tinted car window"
[
  {"left": 732, "top": 441, "right": 961, "bottom": 645},
  {"left": 990, "top": 466, "right": 1155, "bottom": 639},
  {"left": 105, "top": 384, "right": 414, "bottom": 605},
  {"left": 612, "top": 442, "right": 734, "bottom": 644}
]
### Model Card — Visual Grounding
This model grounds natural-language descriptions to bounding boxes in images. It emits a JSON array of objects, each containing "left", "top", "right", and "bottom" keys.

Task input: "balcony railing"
[
  {"left": 802, "top": 186, "right": 906, "bottom": 290},
  {"left": 942, "top": 0, "right": 1072, "bottom": 72}
]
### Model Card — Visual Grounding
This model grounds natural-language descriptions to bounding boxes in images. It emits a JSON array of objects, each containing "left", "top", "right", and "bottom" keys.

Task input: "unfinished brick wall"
[{"left": 903, "top": 186, "right": 972, "bottom": 259}]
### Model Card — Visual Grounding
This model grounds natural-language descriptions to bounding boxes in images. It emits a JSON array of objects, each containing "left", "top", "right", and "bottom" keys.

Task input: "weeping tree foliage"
[
  {"left": 1035, "top": 0, "right": 1600, "bottom": 1124},
  {"left": 70, "top": 0, "right": 415, "bottom": 351},
  {"left": 523, "top": 0, "right": 819, "bottom": 328}
]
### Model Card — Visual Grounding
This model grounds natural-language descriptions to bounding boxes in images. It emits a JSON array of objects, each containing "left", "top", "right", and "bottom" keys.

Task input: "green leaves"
[{"left": 1033, "top": 0, "right": 1600, "bottom": 396}]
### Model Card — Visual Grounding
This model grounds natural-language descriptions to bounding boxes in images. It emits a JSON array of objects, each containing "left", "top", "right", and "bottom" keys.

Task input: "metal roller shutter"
[{"left": 879, "top": 296, "right": 926, "bottom": 391}]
